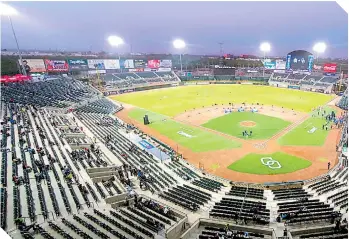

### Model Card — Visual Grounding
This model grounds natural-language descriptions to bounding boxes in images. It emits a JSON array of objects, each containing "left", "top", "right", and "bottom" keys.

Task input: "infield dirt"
[{"left": 116, "top": 103, "right": 342, "bottom": 183}]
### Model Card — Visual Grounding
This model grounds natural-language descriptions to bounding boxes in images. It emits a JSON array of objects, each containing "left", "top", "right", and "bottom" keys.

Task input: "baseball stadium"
[{"left": 1, "top": 2, "right": 349, "bottom": 239}]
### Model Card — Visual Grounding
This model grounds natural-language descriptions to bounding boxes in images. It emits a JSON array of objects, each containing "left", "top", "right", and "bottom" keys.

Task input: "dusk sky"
[{"left": 1, "top": 1, "right": 348, "bottom": 57}]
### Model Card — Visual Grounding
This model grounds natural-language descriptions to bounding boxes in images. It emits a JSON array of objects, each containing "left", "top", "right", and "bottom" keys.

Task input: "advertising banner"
[
  {"left": 129, "top": 68, "right": 144, "bottom": 72},
  {"left": 134, "top": 59, "right": 146, "bottom": 68},
  {"left": 160, "top": 59, "right": 172, "bottom": 68},
  {"left": 44, "top": 59, "right": 69, "bottom": 72},
  {"left": 313, "top": 64, "right": 322, "bottom": 70},
  {"left": 148, "top": 59, "right": 160, "bottom": 68},
  {"left": 275, "top": 60, "right": 286, "bottom": 69},
  {"left": 263, "top": 61, "right": 276, "bottom": 69},
  {"left": 157, "top": 68, "right": 172, "bottom": 72},
  {"left": 19, "top": 59, "right": 46, "bottom": 73},
  {"left": 104, "top": 59, "right": 119, "bottom": 69},
  {"left": 118, "top": 59, "right": 134, "bottom": 69},
  {"left": 288, "top": 85, "right": 300, "bottom": 90},
  {"left": 144, "top": 68, "right": 152, "bottom": 72},
  {"left": 323, "top": 73, "right": 336, "bottom": 76},
  {"left": 88, "top": 70, "right": 106, "bottom": 74},
  {"left": 87, "top": 59, "right": 105, "bottom": 70},
  {"left": 285, "top": 54, "right": 291, "bottom": 70},
  {"left": 323, "top": 63, "right": 337, "bottom": 73},
  {"left": 68, "top": 59, "right": 88, "bottom": 71},
  {"left": 307, "top": 55, "right": 314, "bottom": 72}
]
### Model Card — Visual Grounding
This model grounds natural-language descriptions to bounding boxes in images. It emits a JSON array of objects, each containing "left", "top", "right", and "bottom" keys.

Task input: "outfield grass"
[
  {"left": 111, "top": 85, "right": 333, "bottom": 117},
  {"left": 202, "top": 112, "right": 291, "bottom": 139},
  {"left": 128, "top": 108, "right": 241, "bottom": 152},
  {"left": 227, "top": 152, "right": 312, "bottom": 175},
  {"left": 278, "top": 107, "right": 337, "bottom": 146}
]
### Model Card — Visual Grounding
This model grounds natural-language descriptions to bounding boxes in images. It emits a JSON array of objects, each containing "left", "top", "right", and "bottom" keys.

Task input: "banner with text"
[
  {"left": 117, "top": 59, "right": 134, "bottom": 69},
  {"left": 45, "top": 59, "right": 69, "bottom": 72},
  {"left": 323, "top": 63, "right": 337, "bottom": 73},
  {"left": 313, "top": 64, "right": 323, "bottom": 70},
  {"left": 134, "top": 59, "right": 146, "bottom": 68},
  {"left": 68, "top": 59, "right": 88, "bottom": 71},
  {"left": 19, "top": 59, "right": 46, "bottom": 72},
  {"left": 88, "top": 70, "right": 106, "bottom": 74},
  {"left": 263, "top": 60, "right": 276, "bottom": 69},
  {"left": 160, "top": 59, "right": 172, "bottom": 68},
  {"left": 104, "top": 59, "right": 119, "bottom": 69},
  {"left": 87, "top": 59, "right": 105, "bottom": 70},
  {"left": 129, "top": 68, "right": 144, "bottom": 72},
  {"left": 148, "top": 59, "right": 160, "bottom": 68},
  {"left": 275, "top": 60, "right": 286, "bottom": 69}
]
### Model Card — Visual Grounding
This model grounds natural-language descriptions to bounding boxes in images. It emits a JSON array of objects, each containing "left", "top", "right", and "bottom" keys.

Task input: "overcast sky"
[{"left": 1, "top": 1, "right": 348, "bottom": 57}]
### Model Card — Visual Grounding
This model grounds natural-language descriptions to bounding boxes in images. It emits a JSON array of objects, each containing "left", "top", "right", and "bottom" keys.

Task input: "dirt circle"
[{"left": 240, "top": 121, "right": 257, "bottom": 127}]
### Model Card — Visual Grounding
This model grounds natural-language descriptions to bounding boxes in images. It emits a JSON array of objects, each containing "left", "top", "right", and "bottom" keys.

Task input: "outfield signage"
[
  {"left": 87, "top": 59, "right": 105, "bottom": 70},
  {"left": 44, "top": 59, "right": 69, "bottom": 72},
  {"left": 18, "top": 59, "right": 46, "bottom": 73},
  {"left": 160, "top": 60, "right": 172, "bottom": 68},
  {"left": 288, "top": 85, "right": 300, "bottom": 90},
  {"left": 68, "top": 59, "right": 88, "bottom": 71}
]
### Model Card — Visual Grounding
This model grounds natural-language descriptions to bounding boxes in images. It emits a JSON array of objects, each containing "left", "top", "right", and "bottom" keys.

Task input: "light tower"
[
  {"left": 1, "top": 3, "right": 26, "bottom": 75},
  {"left": 259, "top": 42, "right": 271, "bottom": 77},
  {"left": 312, "top": 42, "right": 327, "bottom": 63},
  {"left": 173, "top": 39, "right": 186, "bottom": 73}
]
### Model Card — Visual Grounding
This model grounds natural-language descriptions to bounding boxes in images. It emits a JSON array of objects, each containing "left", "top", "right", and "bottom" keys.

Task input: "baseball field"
[{"left": 112, "top": 85, "right": 341, "bottom": 182}]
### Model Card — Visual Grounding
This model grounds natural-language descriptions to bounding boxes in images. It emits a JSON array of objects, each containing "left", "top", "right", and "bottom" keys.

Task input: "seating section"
[
  {"left": 269, "top": 73, "right": 289, "bottom": 82},
  {"left": 75, "top": 99, "right": 120, "bottom": 114},
  {"left": 160, "top": 185, "right": 212, "bottom": 211},
  {"left": 226, "top": 186, "right": 264, "bottom": 199},
  {"left": 192, "top": 177, "right": 224, "bottom": 192},
  {"left": 337, "top": 90, "right": 348, "bottom": 110},
  {"left": 103, "top": 71, "right": 179, "bottom": 89},
  {"left": 199, "top": 226, "right": 269, "bottom": 239},
  {"left": 295, "top": 227, "right": 348, "bottom": 239},
  {"left": 210, "top": 198, "right": 269, "bottom": 224},
  {"left": 0, "top": 78, "right": 347, "bottom": 239},
  {"left": 1, "top": 78, "right": 96, "bottom": 107},
  {"left": 277, "top": 198, "right": 337, "bottom": 225},
  {"left": 272, "top": 188, "right": 310, "bottom": 200}
]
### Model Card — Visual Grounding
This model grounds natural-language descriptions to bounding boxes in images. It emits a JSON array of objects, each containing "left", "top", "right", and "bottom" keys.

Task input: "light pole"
[
  {"left": 173, "top": 39, "right": 186, "bottom": 73},
  {"left": 108, "top": 35, "right": 124, "bottom": 73},
  {"left": 1, "top": 3, "right": 26, "bottom": 75},
  {"left": 259, "top": 42, "right": 271, "bottom": 77},
  {"left": 312, "top": 42, "right": 327, "bottom": 63}
]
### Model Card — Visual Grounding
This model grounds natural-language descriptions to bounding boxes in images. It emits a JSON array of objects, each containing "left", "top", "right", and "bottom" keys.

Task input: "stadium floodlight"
[
  {"left": 259, "top": 42, "right": 271, "bottom": 77},
  {"left": 107, "top": 35, "right": 124, "bottom": 72},
  {"left": 173, "top": 39, "right": 186, "bottom": 49},
  {"left": 1, "top": 3, "right": 26, "bottom": 75},
  {"left": 0, "top": 2, "right": 18, "bottom": 16},
  {"left": 313, "top": 42, "right": 326, "bottom": 62},
  {"left": 259, "top": 42, "right": 271, "bottom": 53},
  {"left": 107, "top": 35, "right": 124, "bottom": 47},
  {"left": 313, "top": 42, "right": 327, "bottom": 54},
  {"left": 173, "top": 39, "right": 186, "bottom": 72}
]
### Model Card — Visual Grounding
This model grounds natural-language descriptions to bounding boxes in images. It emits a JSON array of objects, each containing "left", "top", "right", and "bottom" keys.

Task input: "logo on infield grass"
[
  {"left": 177, "top": 131, "right": 195, "bottom": 138},
  {"left": 260, "top": 157, "right": 282, "bottom": 169}
]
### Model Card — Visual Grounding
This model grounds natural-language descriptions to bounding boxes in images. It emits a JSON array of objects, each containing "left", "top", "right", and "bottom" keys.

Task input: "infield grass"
[
  {"left": 202, "top": 112, "right": 291, "bottom": 139},
  {"left": 128, "top": 108, "right": 241, "bottom": 152},
  {"left": 227, "top": 152, "right": 312, "bottom": 175},
  {"left": 111, "top": 85, "right": 333, "bottom": 117},
  {"left": 278, "top": 106, "right": 337, "bottom": 146}
]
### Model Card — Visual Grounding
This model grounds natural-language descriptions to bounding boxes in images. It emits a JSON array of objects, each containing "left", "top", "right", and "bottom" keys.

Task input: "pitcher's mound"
[{"left": 240, "top": 121, "right": 256, "bottom": 127}]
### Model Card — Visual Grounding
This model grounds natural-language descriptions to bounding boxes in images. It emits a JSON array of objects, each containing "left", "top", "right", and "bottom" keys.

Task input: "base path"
[{"left": 116, "top": 104, "right": 341, "bottom": 183}]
